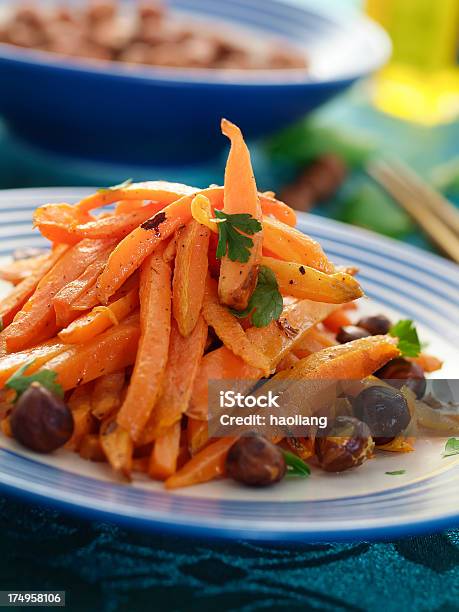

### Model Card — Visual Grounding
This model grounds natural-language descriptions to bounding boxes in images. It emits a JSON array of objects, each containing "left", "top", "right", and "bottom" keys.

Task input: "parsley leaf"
[
  {"left": 232, "top": 266, "right": 283, "bottom": 327},
  {"left": 97, "top": 178, "right": 133, "bottom": 194},
  {"left": 282, "top": 450, "right": 311, "bottom": 477},
  {"left": 385, "top": 470, "right": 406, "bottom": 475},
  {"left": 5, "top": 360, "right": 64, "bottom": 401},
  {"left": 214, "top": 209, "right": 262, "bottom": 263},
  {"left": 443, "top": 438, "right": 459, "bottom": 458},
  {"left": 389, "top": 319, "right": 421, "bottom": 357}
]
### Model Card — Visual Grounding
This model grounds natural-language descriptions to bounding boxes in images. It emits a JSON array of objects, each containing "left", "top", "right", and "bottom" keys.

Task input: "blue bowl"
[{"left": 0, "top": 0, "right": 390, "bottom": 165}]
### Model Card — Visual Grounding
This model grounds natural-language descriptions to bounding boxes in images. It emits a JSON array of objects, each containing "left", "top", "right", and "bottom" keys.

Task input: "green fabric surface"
[{"left": 3, "top": 494, "right": 459, "bottom": 612}]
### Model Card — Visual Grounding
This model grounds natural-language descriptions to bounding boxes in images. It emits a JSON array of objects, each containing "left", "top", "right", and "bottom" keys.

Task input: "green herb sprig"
[
  {"left": 389, "top": 319, "right": 421, "bottom": 358},
  {"left": 5, "top": 360, "right": 64, "bottom": 401},
  {"left": 443, "top": 438, "right": 459, "bottom": 458},
  {"left": 282, "top": 450, "right": 311, "bottom": 478},
  {"left": 385, "top": 470, "right": 406, "bottom": 476},
  {"left": 214, "top": 209, "right": 262, "bottom": 263},
  {"left": 232, "top": 266, "right": 283, "bottom": 328}
]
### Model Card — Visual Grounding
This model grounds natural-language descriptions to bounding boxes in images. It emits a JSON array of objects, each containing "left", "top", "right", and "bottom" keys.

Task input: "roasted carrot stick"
[
  {"left": 41, "top": 314, "right": 140, "bottom": 390},
  {"left": 218, "top": 119, "right": 263, "bottom": 310},
  {"left": 2, "top": 239, "right": 113, "bottom": 353},
  {"left": 0, "top": 252, "right": 50, "bottom": 285},
  {"left": 273, "top": 335, "right": 400, "bottom": 382},
  {"left": 58, "top": 286, "right": 139, "bottom": 344},
  {"left": 70, "top": 283, "right": 100, "bottom": 312},
  {"left": 262, "top": 256, "right": 363, "bottom": 303},
  {"left": 100, "top": 419, "right": 133, "bottom": 479},
  {"left": 149, "top": 421, "right": 181, "bottom": 480},
  {"left": 0, "top": 338, "right": 69, "bottom": 388},
  {"left": 76, "top": 181, "right": 198, "bottom": 217},
  {"left": 165, "top": 437, "right": 236, "bottom": 489},
  {"left": 202, "top": 277, "right": 270, "bottom": 376},
  {"left": 259, "top": 193, "right": 296, "bottom": 227},
  {"left": 139, "top": 316, "right": 207, "bottom": 443},
  {"left": 0, "top": 245, "right": 68, "bottom": 329},
  {"left": 116, "top": 249, "right": 172, "bottom": 441},
  {"left": 411, "top": 353, "right": 443, "bottom": 373},
  {"left": 79, "top": 434, "right": 106, "bottom": 462},
  {"left": 173, "top": 219, "right": 210, "bottom": 337},
  {"left": 91, "top": 370, "right": 126, "bottom": 420},
  {"left": 34, "top": 201, "right": 166, "bottom": 244},
  {"left": 187, "top": 417, "right": 209, "bottom": 455},
  {"left": 323, "top": 308, "right": 352, "bottom": 334},
  {"left": 262, "top": 216, "right": 334, "bottom": 272},
  {"left": 53, "top": 244, "right": 115, "bottom": 327}
]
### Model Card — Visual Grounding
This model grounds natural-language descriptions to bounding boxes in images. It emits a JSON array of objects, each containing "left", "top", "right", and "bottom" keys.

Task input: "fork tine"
[
  {"left": 386, "top": 157, "right": 459, "bottom": 236},
  {"left": 367, "top": 160, "right": 459, "bottom": 263}
]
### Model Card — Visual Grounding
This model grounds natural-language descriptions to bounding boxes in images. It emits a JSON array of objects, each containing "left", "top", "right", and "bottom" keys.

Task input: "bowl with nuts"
[{"left": 0, "top": 0, "right": 390, "bottom": 164}]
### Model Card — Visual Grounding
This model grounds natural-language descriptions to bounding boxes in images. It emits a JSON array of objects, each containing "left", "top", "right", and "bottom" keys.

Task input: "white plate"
[{"left": 0, "top": 188, "right": 458, "bottom": 541}]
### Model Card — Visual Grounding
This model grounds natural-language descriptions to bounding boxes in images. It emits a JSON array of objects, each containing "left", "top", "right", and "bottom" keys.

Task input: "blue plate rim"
[{"left": 0, "top": 188, "right": 458, "bottom": 542}]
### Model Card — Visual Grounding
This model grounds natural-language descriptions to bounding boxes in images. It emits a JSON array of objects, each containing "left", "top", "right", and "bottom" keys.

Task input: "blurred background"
[{"left": 0, "top": 0, "right": 458, "bottom": 255}]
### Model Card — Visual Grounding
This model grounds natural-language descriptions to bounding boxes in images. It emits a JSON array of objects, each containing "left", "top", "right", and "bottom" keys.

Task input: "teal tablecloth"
[{"left": 1, "top": 87, "right": 458, "bottom": 611}]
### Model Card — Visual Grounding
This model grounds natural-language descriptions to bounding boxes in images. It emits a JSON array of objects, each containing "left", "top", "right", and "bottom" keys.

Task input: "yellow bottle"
[{"left": 366, "top": 0, "right": 459, "bottom": 125}]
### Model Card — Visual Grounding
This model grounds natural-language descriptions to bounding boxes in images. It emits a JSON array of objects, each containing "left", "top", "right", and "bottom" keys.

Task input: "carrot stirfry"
[
  {"left": 100, "top": 419, "right": 133, "bottom": 479},
  {"left": 0, "top": 118, "right": 441, "bottom": 489},
  {"left": 218, "top": 119, "right": 263, "bottom": 310},
  {"left": 165, "top": 436, "right": 236, "bottom": 489},
  {"left": 2, "top": 239, "right": 114, "bottom": 353},
  {"left": 41, "top": 313, "right": 140, "bottom": 390},
  {"left": 116, "top": 249, "right": 172, "bottom": 441},
  {"left": 202, "top": 277, "right": 270, "bottom": 376},
  {"left": 173, "top": 219, "right": 210, "bottom": 336},
  {"left": 140, "top": 316, "right": 207, "bottom": 444},
  {"left": 58, "top": 285, "right": 139, "bottom": 344},
  {"left": 91, "top": 370, "right": 126, "bottom": 420},
  {"left": 149, "top": 421, "right": 181, "bottom": 480},
  {"left": 262, "top": 256, "right": 364, "bottom": 303}
]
